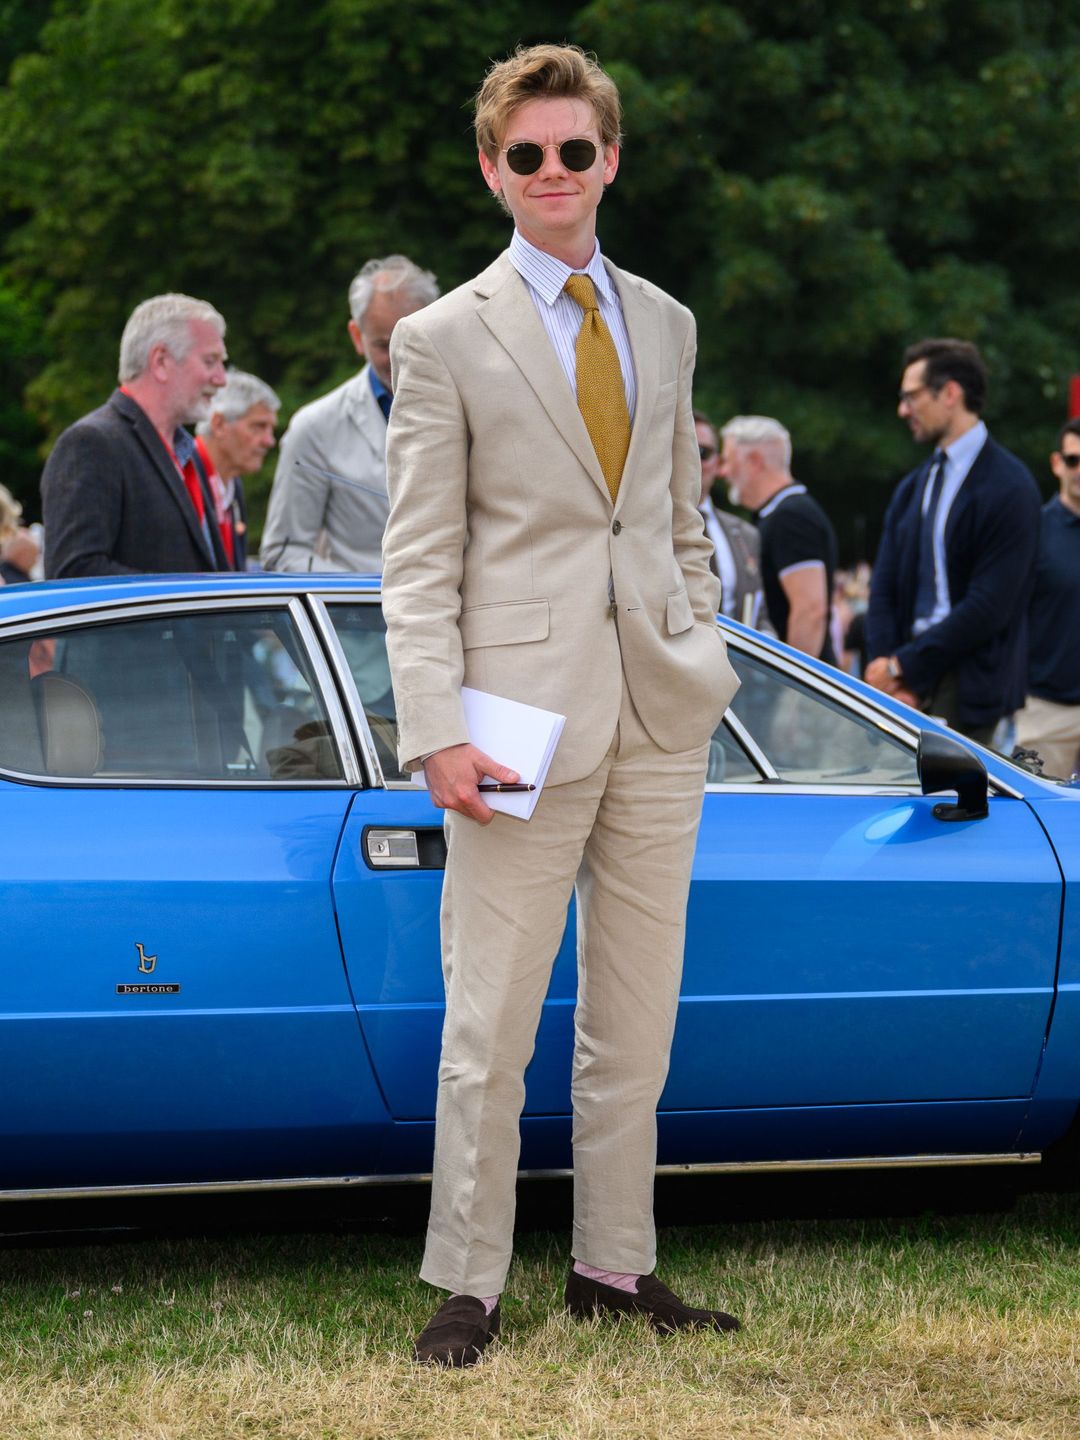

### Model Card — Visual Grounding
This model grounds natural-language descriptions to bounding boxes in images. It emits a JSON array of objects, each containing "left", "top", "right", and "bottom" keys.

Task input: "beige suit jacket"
[{"left": 381, "top": 251, "right": 739, "bottom": 786}]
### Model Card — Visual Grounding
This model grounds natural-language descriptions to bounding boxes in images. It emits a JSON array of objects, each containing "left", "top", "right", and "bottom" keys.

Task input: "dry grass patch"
[{"left": 0, "top": 1190, "right": 1077, "bottom": 1438}]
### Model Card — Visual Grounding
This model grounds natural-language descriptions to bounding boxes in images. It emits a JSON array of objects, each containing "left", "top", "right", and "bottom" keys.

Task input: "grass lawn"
[{"left": 1, "top": 1185, "right": 1078, "bottom": 1439}]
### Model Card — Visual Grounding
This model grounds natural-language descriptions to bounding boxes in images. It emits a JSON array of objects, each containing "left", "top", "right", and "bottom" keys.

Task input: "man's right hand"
[{"left": 422, "top": 743, "right": 520, "bottom": 824}]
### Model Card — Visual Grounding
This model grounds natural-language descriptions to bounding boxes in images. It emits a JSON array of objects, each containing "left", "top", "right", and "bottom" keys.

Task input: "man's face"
[
  {"left": 167, "top": 318, "right": 228, "bottom": 425},
  {"left": 477, "top": 96, "right": 618, "bottom": 253},
  {"left": 696, "top": 420, "right": 720, "bottom": 505},
  {"left": 897, "top": 359, "right": 951, "bottom": 446},
  {"left": 211, "top": 402, "right": 277, "bottom": 478},
  {"left": 1051, "top": 429, "right": 1080, "bottom": 513},
  {"left": 348, "top": 288, "right": 425, "bottom": 390},
  {"left": 719, "top": 436, "right": 753, "bottom": 508}
]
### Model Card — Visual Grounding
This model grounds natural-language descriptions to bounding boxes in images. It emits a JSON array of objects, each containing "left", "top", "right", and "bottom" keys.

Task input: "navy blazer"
[
  {"left": 42, "top": 390, "right": 227, "bottom": 578},
  {"left": 866, "top": 434, "right": 1042, "bottom": 727}
]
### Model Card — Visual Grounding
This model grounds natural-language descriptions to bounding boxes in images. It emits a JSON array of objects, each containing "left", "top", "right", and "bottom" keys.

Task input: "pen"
[{"left": 477, "top": 782, "right": 536, "bottom": 793}]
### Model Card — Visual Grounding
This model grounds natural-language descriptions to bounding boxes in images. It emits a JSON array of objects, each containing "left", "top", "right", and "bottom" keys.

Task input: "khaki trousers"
[
  {"left": 420, "top": 681, "right": 710, "bottom": 1297},
  {"left": 1015, "top": 694, "right": 1080, "bottom": 780}
]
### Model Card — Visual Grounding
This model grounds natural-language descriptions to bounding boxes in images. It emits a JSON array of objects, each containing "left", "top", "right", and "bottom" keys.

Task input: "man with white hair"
[
  {"left": 195, "top": 369, "right": 280, "bottom": 570},
  {"left": 719, "top": 415, "right": 838, "bottom": 661},
  {"left": 42, "top": 293, "right": 229, "bottom": 577},
  {"left": 260, "top": 255, "right": 438, "bottom": 573}
]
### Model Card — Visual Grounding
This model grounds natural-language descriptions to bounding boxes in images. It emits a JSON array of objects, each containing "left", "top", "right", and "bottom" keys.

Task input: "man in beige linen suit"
[{"left": 381, "top": 43, "right": 741, "bottom": 1367}]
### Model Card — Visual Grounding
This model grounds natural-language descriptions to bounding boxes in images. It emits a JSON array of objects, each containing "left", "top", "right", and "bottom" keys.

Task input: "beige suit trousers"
[{"left": 420, "top": 680, "right": 710, "bottom": 1297}]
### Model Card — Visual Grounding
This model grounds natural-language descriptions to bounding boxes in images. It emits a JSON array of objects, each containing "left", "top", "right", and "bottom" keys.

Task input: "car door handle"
[{"left": 362, "top": 826, "right": 447, "bottom": 870}]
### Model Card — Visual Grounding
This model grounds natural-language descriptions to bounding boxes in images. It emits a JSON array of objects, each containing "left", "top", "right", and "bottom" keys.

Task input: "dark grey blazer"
[
  {"left": 42, "top": 389, "right": 227, "bottom": 578},
  {"left": 704, "top": 503, "right": 764, "bottom": 626}
]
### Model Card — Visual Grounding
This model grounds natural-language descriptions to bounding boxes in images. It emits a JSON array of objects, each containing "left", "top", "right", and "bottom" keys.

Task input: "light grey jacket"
[{"left": 260, "top": 365, "right": 388, "bottom": 573}]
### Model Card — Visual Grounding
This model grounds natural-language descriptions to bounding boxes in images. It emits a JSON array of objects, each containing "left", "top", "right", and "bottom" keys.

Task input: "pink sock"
[
  {"left": 574, "top": 1260, "right": 639, "bottom": 1294},
  {"left": 454, "top": 1293, "right": 499, "bottom": 1315}
]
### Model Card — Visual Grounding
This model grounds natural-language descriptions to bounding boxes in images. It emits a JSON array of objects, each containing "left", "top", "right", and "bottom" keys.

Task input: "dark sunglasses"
[
  {"left": 501, "top": 137, "right": 598, "bottom": 175},
  {"left": 1061, "top": 453, "right": 1080, "bottom": 469},
  {"left": 699, "top": 444, "right": 718, "bottom": 461}
]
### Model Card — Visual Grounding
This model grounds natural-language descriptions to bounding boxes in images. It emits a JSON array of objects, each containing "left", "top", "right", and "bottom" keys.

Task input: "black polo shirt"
[
  {"left": 1028, "top": 496, "right": 1080, "bottom": 704},
  {"left": 755, "top": 484, "right": 839, "bottom": 663}
]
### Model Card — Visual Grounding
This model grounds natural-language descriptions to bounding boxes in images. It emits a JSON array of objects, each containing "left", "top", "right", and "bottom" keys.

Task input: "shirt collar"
[
  {"left": 508, "top": 229, "right": 613, "bottom": 306},
  {"left": 368, "top": 365, "right": 391, "bottom": 404},
  {"left": 942, "top": 418, "right": 987, "bottom": 470},
  {"left": 172, "top": 426, "right": 196, "bottom": 467},
  {"left": 757, "top": 482, "right": 807, "bottom": 520}
]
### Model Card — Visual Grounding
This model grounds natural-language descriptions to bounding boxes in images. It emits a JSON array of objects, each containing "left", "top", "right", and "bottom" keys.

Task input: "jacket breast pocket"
[
  {"left": 666, "top": 588, "right": 695, "bottom": 636},
  {"left": 460, "top": 598, "right": 550, "bottom": 650}
]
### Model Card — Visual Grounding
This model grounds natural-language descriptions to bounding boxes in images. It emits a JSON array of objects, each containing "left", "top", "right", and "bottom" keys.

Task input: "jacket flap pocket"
[
  {"left": 460, "top": 598, "right": 550, "bottom": 649},
  {"left": 666, "top": 588, "right": 695, "bottom": 636}
]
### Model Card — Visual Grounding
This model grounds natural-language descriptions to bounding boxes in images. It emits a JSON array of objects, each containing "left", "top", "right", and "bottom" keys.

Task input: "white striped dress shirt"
[{"left": 507, "top": 230, "right": 637, "bottom": 421}]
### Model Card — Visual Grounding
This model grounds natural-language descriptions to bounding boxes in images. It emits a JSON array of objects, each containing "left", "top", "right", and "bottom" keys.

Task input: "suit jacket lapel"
[
  {"left": 606, "top": 260, "right": 658, "bottom": 515},
  {"left": 475, "top": 255, "right": 611, "bottom": 504},
  {"left": 113, "top": 392, "right": 219, "bottom": 567},
  {"left": 345, "top": 365, "right": 385, "bottom": 470}
]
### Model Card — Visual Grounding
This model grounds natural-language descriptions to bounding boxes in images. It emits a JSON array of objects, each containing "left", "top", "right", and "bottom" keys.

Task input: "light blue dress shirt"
[{"left": 912, "top": 419, "right": 988, "bottom": 635}]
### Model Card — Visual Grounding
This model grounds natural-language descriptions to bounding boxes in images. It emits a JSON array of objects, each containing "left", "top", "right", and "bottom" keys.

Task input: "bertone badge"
[{"left": 117, "top": 942, "right": 180, "bottom": 996}]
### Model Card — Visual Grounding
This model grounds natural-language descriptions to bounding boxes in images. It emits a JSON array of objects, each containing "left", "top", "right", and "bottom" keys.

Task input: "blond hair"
[
  {"left": 473, "top": 43, "right": 622, "bottom": 159},
  {"left": 0, "top": 483, "right": 23, "bottom": 542}
]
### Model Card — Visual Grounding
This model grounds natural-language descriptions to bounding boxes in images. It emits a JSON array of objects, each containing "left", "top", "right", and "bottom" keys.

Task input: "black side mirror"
[{"left": 917, "top": 730, "right": 989, "bottom": 821}]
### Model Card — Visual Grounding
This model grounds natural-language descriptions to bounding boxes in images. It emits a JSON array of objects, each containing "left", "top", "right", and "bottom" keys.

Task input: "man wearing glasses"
[
  {"left": 382, "top": 43, "right": 740, "bottom": 1366},
  {"left": 865, "top": 338, "right": 1041, "bottom": 743},
  {"left": 1014, "top": 419, "right": 1080, "bottom": 777}
]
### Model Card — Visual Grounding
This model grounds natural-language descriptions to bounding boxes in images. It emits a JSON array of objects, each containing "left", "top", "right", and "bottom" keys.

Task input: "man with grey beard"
[{"left": 42, "top": 292, "right": 229, "bottom": 577}]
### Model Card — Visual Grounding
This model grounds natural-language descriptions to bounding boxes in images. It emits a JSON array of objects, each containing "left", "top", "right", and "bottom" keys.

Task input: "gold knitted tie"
[{"left": 563, "top": 273, "right": 631, "bottom": 503}]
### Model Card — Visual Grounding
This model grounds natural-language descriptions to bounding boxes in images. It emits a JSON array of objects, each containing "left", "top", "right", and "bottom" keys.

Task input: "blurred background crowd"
[{"left": 3, "top": 2, "right": 1080, "bottom": 771}]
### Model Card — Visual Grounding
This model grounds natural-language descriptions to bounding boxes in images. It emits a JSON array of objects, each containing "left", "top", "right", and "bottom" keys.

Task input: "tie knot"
[
  {"left": 564, "top": 273, "right": 599, "bottom": 312},
  {"left": 932, "top": 449, "right": 947, "bottom": 471}
]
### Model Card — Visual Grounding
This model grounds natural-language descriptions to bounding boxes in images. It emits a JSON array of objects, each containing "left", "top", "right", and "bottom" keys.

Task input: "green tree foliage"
[
  {"left": 579, "top": 0, "right": 1080, "bottom": 551},
  {"left": 3, "top": 0, "right": 1080, "bottom": 548},
  {"left": 0, "top": 0, "right": 575, "bottom": 521}
]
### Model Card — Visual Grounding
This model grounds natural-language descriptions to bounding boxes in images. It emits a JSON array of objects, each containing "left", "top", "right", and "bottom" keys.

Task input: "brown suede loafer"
[
  {"left": 413, "top": 1294, "right": 500, "bottom": 1367},
  {"left": 565, "top": 1267, "right": 740, "bottom": 1335}
]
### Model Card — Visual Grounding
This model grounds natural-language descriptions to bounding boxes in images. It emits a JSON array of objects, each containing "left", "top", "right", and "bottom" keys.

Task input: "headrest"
[{"left": 31, "top": 673, "right": 104, "bottom": 777}]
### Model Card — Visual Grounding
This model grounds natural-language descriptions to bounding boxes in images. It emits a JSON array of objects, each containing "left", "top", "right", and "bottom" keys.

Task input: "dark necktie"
[{"left": 913, "top": 449, "right": 947, "bottom": 623}]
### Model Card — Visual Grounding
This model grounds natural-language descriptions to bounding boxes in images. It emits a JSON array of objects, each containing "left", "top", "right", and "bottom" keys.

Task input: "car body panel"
[
  {"left": 0, "top": 572, "right": 1077, "bottom": 1195},
  {"left": 0, "top": 784, "right": 387, "bottom": 1187}
]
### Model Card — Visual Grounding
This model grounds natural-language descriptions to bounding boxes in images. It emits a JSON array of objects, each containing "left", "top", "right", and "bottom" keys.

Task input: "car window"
[
  {"left": 323, "top": 603, "right": 404, "bottom": 780},
  {"left": 0, "top": 608, "right": 344, "bottom": 783},
  {"left": 726, "top": 650, "right": 919, "bottom": 786},
  {"left": 707, "top": 720, "right": 764, "bottom": 784}
]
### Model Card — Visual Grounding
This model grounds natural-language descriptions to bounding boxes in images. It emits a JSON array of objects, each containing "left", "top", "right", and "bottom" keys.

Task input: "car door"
[
  {"left": 660, "top": 638, "right": 1062, "bottom": 1163},
  {"left": 323, "top": 595, "right": 1060, "bottom": 1170},
  {"left": 318, "top": 596, "right": 578, "bottom": 1173},
  {"left": 0, "top": 594, "right": 387, "bottom": 1192}
]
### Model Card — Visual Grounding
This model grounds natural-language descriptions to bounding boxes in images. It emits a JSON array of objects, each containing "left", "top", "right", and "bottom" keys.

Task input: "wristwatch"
[{"left": 886, "top": 657, "right": 902, "bottom": 681}]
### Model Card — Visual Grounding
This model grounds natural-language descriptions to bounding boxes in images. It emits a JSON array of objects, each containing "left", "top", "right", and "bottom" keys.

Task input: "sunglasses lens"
[
  {"left": 699, "top": 446, "right": 717, "bottom": 461},
  {"left": 560, "top": 138, "right": 597, "bottom": 171},
  {"left": 1066, "top": 455, "right": 1080, "bottom": 469},
  {"left": 505, "top": 142, "right": 544, "bottom": 175}
]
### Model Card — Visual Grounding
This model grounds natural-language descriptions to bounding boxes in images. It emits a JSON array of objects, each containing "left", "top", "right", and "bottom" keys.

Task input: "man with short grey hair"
[
  {"left": 260, "top": 255, "right": 438, "bottom": 573},
  {"left": 43, "top": 292, "right": 229, "bottom": 577},
  {"left": 719, "top": 415, "right": 838, "bottom": 661},
  {"left": 195, "top": 370, "right": 281, "bottom": 569}
]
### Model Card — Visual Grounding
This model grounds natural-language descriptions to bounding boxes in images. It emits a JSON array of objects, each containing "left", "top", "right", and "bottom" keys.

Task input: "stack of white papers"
[{"left": 412, "top": 686, "right": 565, "bottom": 820}]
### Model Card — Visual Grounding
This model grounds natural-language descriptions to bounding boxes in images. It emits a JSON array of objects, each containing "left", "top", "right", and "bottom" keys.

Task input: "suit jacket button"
[{"left": 612, "top": 519, "right": 622, "bottom": 535}]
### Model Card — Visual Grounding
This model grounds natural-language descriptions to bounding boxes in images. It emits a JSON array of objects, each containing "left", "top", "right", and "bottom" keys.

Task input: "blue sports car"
[{"left": 1, "top": 572, "right": 1078, "bottom": 1201}]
